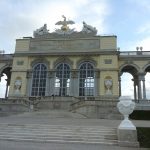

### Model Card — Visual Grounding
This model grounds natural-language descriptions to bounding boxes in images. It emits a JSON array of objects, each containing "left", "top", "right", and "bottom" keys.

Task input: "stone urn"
[
  {"left": 14, "top": 80, "right": 22, "bottom": 95},
  {"left": 117, "top": 96, "right": 136, "bottom": 129},
  {"left": 104, "top": 79, "right": 113, "bottom": 95}
]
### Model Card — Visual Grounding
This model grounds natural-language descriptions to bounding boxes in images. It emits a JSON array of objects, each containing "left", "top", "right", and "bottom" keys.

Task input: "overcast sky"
[{"left": 1, "top": 0, "right": 150, "bottom": 98}]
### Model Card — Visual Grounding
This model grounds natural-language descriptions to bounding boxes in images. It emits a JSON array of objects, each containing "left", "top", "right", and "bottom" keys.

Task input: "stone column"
[
  {"left": 119, "top": 77, "right": 121, "bottom": 96},
  {"left": 5, "top": 82, "right": 9, "bottom": 98},
  {"left": 132, "top": 79, "right": 137, "bottom": 100},
  {"left": 26, "top": 70, "right": 32, "bottom": 96},
  {"left": 142, "top": 75, "right": 146, "bottom": 99},
  {"left": 95, "top": 70, "right": 100, "bottom": 96},
  {"left": 138, "top": 73, "right": 146, "bottom": 100},
  {"left": 45, "top": 71, "right": 50, "bottom": 96},
  {"left": 134, "top": 82, "right": 137, "bottom": 100},
  {"left": 70, "top": 70, "right": 79, "bottom": 97},
  {"left": 138, "top": 81, "right": 142, "bottom": 100},
  {"left": 49, "top": 71, "right": 55, "bottom": 96},
  {"left": 138, "top": 77, "right": 142, "bottom": 100}
]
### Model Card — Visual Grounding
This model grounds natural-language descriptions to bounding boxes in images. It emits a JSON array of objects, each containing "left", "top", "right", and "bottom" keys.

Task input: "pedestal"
[
  {"left": 118, "top": 128, "right": 139, "bottom": 147},
  {"left": 117, "top": 96, "right": 139, "bottom": 147}
]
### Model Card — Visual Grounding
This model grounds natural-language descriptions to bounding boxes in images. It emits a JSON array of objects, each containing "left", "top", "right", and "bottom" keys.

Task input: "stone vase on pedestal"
[
  {"left": 104, "top": 79, "right": 112, "bottom": 95},
  {"left": 14, "top": 80, "right": 22, "bottom": 96},
  {"left": 117, "top": 96, "right": 139, "bottom": 147}
]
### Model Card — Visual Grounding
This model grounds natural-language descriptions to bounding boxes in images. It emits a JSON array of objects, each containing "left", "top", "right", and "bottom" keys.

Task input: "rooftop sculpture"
[
  {"left": 33, "top": 16, "right": 97, "bottom": 38},
  {"left": 33, "top": 24, "right": 49, "bottom": 37},
  {"left": 82, "top": 21, "right": 97, "bottom": 34},
  {"left": 55, "top": 15, "right": 75, "bottom": 34}
]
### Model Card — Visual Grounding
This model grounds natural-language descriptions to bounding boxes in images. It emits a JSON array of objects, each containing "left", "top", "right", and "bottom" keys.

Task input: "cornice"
[{"left": 14, "top": 50, "right": 118, "bottom": 57}]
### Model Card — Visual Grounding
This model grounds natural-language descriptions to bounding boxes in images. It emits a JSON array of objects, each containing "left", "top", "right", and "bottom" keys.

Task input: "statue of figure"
[
  {"left": 55, "top": 15, "right": 75, "bottom": 35},
  {"left": 82, "top": 21, "right": 97, "bottom": 34},
  {"left": 34, "top": 24, "right": 49, "bottom": 37}
]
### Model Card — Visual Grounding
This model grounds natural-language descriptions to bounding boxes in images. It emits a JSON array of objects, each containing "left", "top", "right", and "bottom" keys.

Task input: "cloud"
[
  {"left": 0, "top": 0, "right": 111, "bottom": 53},
  {"left": 0, "top": 0, "right": 111, "bottom": 96}
]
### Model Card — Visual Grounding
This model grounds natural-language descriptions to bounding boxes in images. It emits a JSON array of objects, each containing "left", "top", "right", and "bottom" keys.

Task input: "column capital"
[
  {"left": 95, "top": 69, "right": 100, "bottom": 78},
  {"left": 71, "top": 70, "right": 79, "bottom": 78},
  {"left": 138, "top": 72, "right": 145, "bottom": 81},
  {"left": 26, "top": 70, "right": 32, "bottom": 78},
  {"left": 48, "top": 71, "right": 55, "bottom": 78}
]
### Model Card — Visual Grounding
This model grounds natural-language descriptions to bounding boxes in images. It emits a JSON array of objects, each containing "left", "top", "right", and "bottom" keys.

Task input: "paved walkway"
[{"left": 0, "top": 110, "right": 149, "bottom": 150}]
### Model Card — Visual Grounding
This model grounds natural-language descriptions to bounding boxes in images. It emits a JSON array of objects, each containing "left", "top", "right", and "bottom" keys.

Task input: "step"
[
  {"left": 0, "top": 132, "right": 117, "bottom": 140},
  {"left": 0, "top": 123, "right": 116, "bottom": 129},
  {"left": 0, "top": 123, "right": 118, "bottom": 145},
  {"left": 0, "top": 137, "right": 118, "bottom": 145}
]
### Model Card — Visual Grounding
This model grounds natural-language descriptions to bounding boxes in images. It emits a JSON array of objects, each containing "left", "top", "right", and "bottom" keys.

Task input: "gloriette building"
[{"left": 0, "top": 16, "right": 150, "bottom": 118}]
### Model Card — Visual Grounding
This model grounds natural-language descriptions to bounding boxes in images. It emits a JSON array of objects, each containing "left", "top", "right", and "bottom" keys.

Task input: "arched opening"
[
  {"left": 0, "top": 67, "right": 11, "bottom": 98},
  {"left": 0, "top": 74, "right": 7, "bottom": 98},
  {"left": 145, "top": 66, "right": 150, "bottom": 99},
  {"left": 121, "top": 73, "right": 134, "bottom": 98},
  {"left": 120, "top": 65, "right": 138, "bottom": 100}
]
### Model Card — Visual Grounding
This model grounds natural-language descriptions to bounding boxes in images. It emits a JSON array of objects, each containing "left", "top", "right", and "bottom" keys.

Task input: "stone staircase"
[{"left": 0, "top": 123, "right": 118, "bottom": 145}]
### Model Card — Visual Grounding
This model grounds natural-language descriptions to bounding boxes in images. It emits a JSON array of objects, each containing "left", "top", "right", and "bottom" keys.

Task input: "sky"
[{"left": 1, "top": 0, "right": 150, "bottom": 98}]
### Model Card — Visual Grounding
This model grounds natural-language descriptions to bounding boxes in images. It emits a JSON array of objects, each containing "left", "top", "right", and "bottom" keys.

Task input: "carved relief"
[
  {"left": 30, "top": 58, "right": 50, "bottom": 69},
  {"left": 76, "top": 57, "right": 97, "bottom": 68},
  {"left": 53, "top": 57, "right": 73, "bottom": 69}
]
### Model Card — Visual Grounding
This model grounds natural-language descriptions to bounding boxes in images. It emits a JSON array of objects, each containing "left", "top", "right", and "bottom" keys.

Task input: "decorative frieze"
[{"left": 53, "top": 56, "right": 73, "bottom": 68}]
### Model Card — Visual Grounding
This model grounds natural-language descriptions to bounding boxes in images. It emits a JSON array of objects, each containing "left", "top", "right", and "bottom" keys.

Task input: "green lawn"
[
  {"left": 129, "top": 110, "right": 150, "bottom": 148},
  {"left": 137, "top": 127, "right": 150, "bottom": 148}
]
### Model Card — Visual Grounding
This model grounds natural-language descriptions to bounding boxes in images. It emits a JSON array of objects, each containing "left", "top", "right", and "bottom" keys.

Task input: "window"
[
  {"left": 54, "top": 63, "right": 70, "bottom": 96},
  {"left": 31, "top": 63, "right": 47, "bottom": 96},
  {"left": 79, "top": 62, "right": 95, "bottom": 96}
]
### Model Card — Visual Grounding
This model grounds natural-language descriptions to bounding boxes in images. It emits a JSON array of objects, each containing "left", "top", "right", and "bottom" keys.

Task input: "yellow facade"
[{"left": 9, "top": 34, "right": 120, "bottom": 99}]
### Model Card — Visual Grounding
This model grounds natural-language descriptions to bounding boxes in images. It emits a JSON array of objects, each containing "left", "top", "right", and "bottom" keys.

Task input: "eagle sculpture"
[{"left": 55, "top": 15, "right": 75, "bottom": 31}]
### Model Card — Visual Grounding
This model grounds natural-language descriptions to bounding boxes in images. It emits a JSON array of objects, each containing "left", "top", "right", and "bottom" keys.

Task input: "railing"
[
  {"left": 0, "top": 54, "right": 13, "bottom": 61},
  {"left": 119, "top": 51, "right": 150, "bottom": 56},
  {"left": 0, "top": 98, "right": 31, "bottom": 106},
  {"left": 133, "top": 99, "right": 150, "bottom": 104},
  {"left": 70, "top": 97, "right": 119, "bottom": 111}
]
